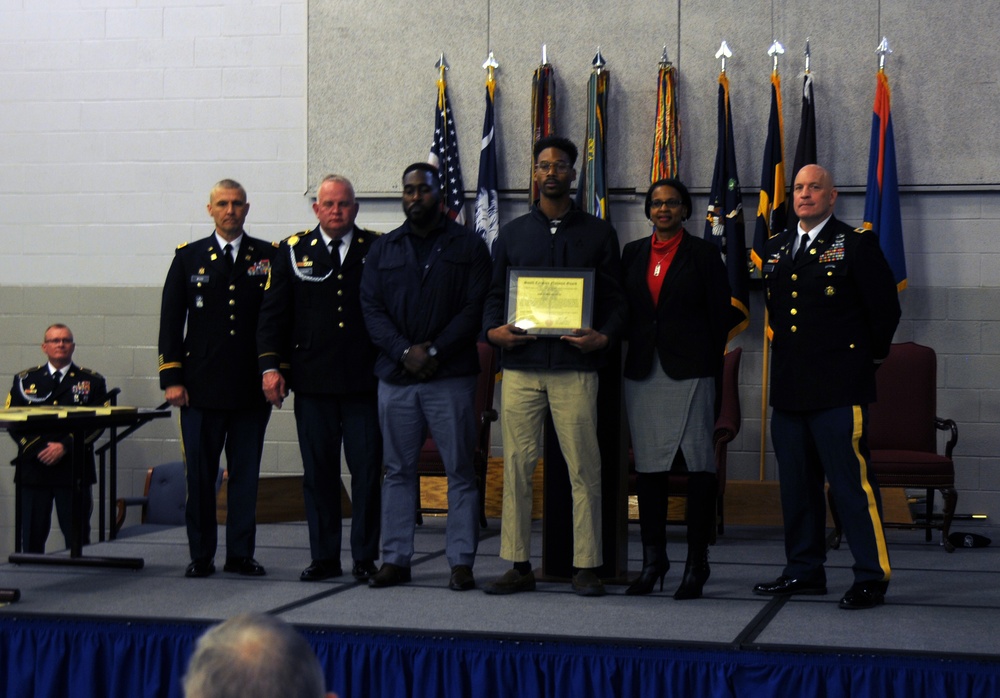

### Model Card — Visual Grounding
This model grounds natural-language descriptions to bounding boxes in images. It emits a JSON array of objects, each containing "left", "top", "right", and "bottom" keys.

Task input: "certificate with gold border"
[{"left": 506, "top": 268, "right": 594, "bottom": 336}]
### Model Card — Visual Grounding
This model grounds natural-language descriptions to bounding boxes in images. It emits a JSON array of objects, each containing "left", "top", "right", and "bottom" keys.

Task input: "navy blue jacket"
[
  {"left": 763, "top": 216, "right": 901, "bottom": 411},
  {"left": 6, "top": 363, "right": 108, "bottom": 487},
  {"left": 483, "top": 205, "right": 626, "bottom": 372},
  {"left": 361, "top": 217, "right": 491, "bottom": 385},
  {"left": 158, "top": 232, "right": 271, "bottom": 410},
  {"left": 256, "top": 224, "right": 379, "bottom": 396}
]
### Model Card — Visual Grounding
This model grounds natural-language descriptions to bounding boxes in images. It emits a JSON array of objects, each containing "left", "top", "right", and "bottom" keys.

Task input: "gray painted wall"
[{"left": 309, "top": 0, "right": 1000, "bottom": 192}]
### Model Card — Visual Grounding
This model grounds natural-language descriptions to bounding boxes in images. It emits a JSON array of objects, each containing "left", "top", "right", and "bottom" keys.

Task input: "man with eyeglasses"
[
  {"left": 482, "top": 136, "right": 627, "bottom": 597},
  {"left": 256, "top": 174, "right": 383, "bottom": 584},
  {"left": 6, "top": 323, "right": 108, "bottom": 552}
]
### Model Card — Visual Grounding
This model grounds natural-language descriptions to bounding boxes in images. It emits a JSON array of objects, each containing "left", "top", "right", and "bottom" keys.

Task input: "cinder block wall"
[{"left": 1, "top": 1, "right": 997, "bottom": 561}]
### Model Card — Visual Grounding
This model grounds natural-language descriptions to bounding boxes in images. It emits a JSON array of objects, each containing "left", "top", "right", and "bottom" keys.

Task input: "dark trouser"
[
  {"left": 21, "top": 485, "right": 91, "bottom": 553},
  {"left": 772, "top": 404, "right": 891, "bottom": 586},
  {"left": 294, "top": 392, "right": 382, "bottom": 562},
  {"left": 180, "top": 404, "right": 271, "bottom": 562}
]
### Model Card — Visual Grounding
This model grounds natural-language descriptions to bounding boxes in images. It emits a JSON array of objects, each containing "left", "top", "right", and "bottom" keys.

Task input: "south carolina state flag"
[{"left": 863, "top": 71, "right": 907, "bottom": 291}]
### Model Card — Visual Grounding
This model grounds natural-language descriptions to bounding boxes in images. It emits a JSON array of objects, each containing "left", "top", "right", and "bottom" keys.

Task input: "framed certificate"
[{"left": 506, "top": 268, "right": 595, "bottom": 335}]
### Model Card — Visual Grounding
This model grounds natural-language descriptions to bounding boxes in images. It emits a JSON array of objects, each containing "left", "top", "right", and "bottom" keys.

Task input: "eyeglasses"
[
  {"left": 649, "top": 199, "right": 684, "bottom": 210},
  {"left": 534, "top": 161, "right": 571, "bottom": 174},
  {"left": 44, "top": 338, "right": 74, "bottom": 345}
]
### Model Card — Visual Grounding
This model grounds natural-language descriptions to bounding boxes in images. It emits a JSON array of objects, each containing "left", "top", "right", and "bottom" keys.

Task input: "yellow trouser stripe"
[{"left": 852, "top": 404, "right": 891, "bottom": 581}]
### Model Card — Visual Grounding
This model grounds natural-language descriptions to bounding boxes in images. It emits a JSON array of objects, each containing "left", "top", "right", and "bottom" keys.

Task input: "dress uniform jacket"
[
  {"left": 762, "top": 216, "right": 901, "bottom": 412},
  {"left": 6, "top": 363, "right": 109, "bottom": 487},
  {"left": 158, "top": 233, "right": 273, "bottom": 409},
  {"left": 257, "top": 224, "right": 379, "bottom": 395},
  {"left": 621, "top": 231, "right": 731, "bottom": 382}
]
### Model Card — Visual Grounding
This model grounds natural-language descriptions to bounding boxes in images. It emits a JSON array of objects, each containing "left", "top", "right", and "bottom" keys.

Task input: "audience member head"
[{"left": 183, "top": 613, "right": 334, "bottom": 698}]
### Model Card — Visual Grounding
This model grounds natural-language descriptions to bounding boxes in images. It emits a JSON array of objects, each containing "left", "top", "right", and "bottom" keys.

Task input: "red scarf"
[{"left": 647, "top": 230, "right": 683, "bottom": 307}]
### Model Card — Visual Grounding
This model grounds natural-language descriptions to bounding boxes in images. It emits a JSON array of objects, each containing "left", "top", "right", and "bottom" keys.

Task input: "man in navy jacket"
[{"left": 361, "top": 163, "right": 491, "bottom": 591}]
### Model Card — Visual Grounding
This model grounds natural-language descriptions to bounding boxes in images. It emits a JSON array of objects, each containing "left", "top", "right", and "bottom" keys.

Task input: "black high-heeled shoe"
[
  {"left": 625, "top": 546, "right": 669, "bottom": 595},
  {"left": 673, "top": 552, "right": 709, "bottom": 600}
]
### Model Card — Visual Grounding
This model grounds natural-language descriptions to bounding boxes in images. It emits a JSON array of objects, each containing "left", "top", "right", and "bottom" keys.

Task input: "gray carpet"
[{"left": 2, "top": 519, "right": 998, "bottom": 659}]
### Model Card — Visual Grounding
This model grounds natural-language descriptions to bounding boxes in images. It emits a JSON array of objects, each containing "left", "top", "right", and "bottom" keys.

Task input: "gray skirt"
[{"left": 624, "top": 364, "right": 716, "bottom": 474}]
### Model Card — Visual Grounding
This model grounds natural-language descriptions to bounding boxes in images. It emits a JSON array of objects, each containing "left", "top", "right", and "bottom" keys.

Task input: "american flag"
[{"left": 429, "top": 65, "right": 467, "bottom": 224}]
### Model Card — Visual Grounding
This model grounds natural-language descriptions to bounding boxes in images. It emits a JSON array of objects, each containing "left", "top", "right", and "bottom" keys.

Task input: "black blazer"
[
  {"left": 762, "top": 216, "right": 901, "bottom": 411},
  {"left": 257, "top": 225, "right": 379, "bottom": 396},
  {"left": 621, "top": 231, "right": 731, "bottom": 382},
  {"left": 158, "top": 232, "right": 272, "bottom": 410}
]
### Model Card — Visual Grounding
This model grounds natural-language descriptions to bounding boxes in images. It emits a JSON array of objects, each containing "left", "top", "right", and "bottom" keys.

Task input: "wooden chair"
[
  {"left": 628, "top": 346, "right": 743, "bottom": 537},
  {"left": 828, "top": 342, "right": 959, "bottom": 552},
  {"left": 416, "top": 342, "right": 498, "bottom": 528}
]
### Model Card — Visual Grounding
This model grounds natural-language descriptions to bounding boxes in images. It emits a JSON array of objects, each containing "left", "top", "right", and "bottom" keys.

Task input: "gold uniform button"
[
  {"left": 229, "top": 330, "right": 236, "bottom": 336},
  {"left": 337, "top": 274, "right": 344, "bottom": 280},
  {"left": 337, "top": 290, "right": 343, "bottom": 296},
  {"left": 791, "top": 326, "right": 797, "bottom": 333},
  {"left": 229, "top": 284, "right": 236, "bottom": 291},
  {"left": 791, "top": 291, "right": 798, "bottom": 298},
  {"left": 791, "top": 273, "right": 798, "bottom": 281},
  {"left": 338, "top": 322, "right": 345, "bottom": 329},
  {"left": 337, "top": 306, "right": 343, "bottom": 312},
  {"left": 230, "top": 315, "right": 236, "bottom": 321},
  {"left": 850, "top": 343, "right": 856, "bottom": 349},
  {"left": 229, "top": 299, "right": 236, "bottom": 306},
  {"left": 790, "top": 309, "right": 798, "bottom": 315},
  {"left": 827, "top": 271, "right": 833, "bottom": 276}
]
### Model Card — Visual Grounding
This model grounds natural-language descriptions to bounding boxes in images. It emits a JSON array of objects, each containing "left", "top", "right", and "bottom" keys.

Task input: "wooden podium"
[{"left": 1, "top": 406, "right": 170, "bottom": 569}]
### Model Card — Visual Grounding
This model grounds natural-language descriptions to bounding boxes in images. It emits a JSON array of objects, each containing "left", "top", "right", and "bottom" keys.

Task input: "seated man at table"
[{"left": 5, "top": 323, "right": 108, "bottom": 552}]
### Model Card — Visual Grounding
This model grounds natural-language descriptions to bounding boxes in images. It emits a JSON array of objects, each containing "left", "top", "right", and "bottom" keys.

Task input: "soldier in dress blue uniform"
[
  {"left": 256, "top": 174, "right": 383, "bottom": 583},
  {"left": 158, "top": 179, "right": 273, "bottom": 578},
  {"left": 753, "top": 165, "right": 901, "bottom": 610},
  {"left": 6, "top": 323, "right": 108, "bottom": 552}
]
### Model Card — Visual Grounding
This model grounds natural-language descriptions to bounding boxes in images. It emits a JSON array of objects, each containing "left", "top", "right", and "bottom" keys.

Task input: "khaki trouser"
[{"left": 499, "top": 369, "right": 602, "bottom": 568}]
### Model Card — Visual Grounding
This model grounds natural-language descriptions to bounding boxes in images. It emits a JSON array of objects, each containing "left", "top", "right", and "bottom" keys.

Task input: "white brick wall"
[
  {"left": 0, "top": 0, "right": 309, "bottom": 556},
  {"left": 0, "top": 0, "right": 309, "bottom": 288}
]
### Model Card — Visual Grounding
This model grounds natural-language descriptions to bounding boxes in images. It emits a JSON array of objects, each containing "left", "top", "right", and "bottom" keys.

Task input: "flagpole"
[{"left": 758, "top": 40, "right": 784, "bottom": 480}]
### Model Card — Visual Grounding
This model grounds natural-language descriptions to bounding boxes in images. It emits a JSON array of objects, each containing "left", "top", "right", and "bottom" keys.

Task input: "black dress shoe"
[
  {"left": 753, "top": 575, "right": 827, "bottom": 596},
  {"left": 571, "top": 569, "right": 606, "bottom": 597},
  {"left": 300, "top": 559, "right": 343, "bottom": 582},
  {"left": 352, "top": 560, "right": 378, "bottom": 581},
  {"left": 483, "top": 568, "right": 536, "bottom": 595},
  {"left": 839, "top": 583, "right": 886, "bottom": 610},
  {"left": 449, "top": 565, "right": 475, "bottom": 591},
  {"left": 185, "top": 559, "right": 215, "bottom": 578},
  {"left": 368, "top": 563, "right": 411, "bottom": 588},
  {"left": 223, "top": 557, "right": 266, "bottom": 576}
]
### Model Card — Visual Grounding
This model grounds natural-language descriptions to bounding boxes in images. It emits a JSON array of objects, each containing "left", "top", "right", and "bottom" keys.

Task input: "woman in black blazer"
[{"left": 621, "top": 178, "right": 731, "bottom": 598}]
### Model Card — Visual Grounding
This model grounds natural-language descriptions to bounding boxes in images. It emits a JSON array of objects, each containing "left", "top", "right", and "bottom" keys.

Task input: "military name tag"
[{"left": 190, "top": 274, "right": 210, "bottom": 284}]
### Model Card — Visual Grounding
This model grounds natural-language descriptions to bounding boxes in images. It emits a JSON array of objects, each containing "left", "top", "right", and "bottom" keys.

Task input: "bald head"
[{"left": 792, "top": 165, "right": 837, "bottom": 232}]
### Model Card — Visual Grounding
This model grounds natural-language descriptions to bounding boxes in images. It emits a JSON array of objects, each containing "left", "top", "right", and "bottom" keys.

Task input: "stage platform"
[{"left": 2, "top": 518, "right": 1000, "bottom": 697}]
